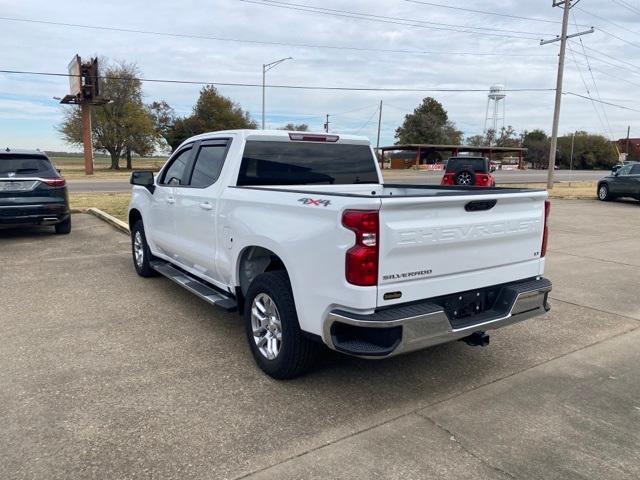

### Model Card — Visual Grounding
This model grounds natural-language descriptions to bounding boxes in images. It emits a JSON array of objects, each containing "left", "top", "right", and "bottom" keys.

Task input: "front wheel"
[
  {"left": 597, "top": 183, "right": 611, "bottom": 201},
  {"left": 244, "top": 271, "right": 320, "bottom": 379},
  {"left": 131, "top": 220, "right": 158, "bottom": 277}
]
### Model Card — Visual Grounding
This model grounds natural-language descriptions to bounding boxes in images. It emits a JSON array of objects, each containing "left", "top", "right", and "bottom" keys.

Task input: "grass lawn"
[
  {"left": 70, "top": 193, "right": 131, "bottom": 222},
  {"left": 501, "top": 182, "right": 597, "bottom": 199},
  {"left": 52, "top": 156, "right": 166, "bottom": 179}
]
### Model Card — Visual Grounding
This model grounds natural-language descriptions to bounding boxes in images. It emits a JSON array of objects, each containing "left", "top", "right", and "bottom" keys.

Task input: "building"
[{"left": 379, "top": 144, "right": 527, "bottom": 170}]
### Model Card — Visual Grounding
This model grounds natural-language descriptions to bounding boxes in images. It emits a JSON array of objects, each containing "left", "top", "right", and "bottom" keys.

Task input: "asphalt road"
[
  {"left": 66, "top": 169, "right": 609, "bottom": 193},
  {"left": 2, "top": 199, "right": 639, "bottom": 479}
]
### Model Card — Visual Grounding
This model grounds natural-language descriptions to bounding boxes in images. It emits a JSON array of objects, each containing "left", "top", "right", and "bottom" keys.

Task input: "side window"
[
  {"left": 160, "top": 147, "right": 192, "bottom": 185},
  {"left": 630, "top": 164, "right": 640, "bottom": 175},
  {"left": 618, "top": 164, "right": 633, "bottom": 176},
  {"left": 188, "top": 143, "right": 228, "bottom": 188}
]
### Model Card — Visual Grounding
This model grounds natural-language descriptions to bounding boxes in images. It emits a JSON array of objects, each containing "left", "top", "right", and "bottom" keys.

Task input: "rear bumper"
[
  {"left": 0, "top": 203, "right": 69, "bottom": 226},
  {"left": 323, "top": 277, "right": 552, "bottom": 359}
]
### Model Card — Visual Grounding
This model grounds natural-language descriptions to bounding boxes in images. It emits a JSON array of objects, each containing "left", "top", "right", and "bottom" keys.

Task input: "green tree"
[
  {"left": 279, "top": 123, "right": 309, "bottom": 131},
  {"left": 59, "top": 61, "right": 158, "bottom": 169},
  {"left": 522, "top": 129, "right": 549, "bottom": 169},
  {"left": 465, "top": 134, "right": 485, "bottom": 146},
  {"left": 395, "top": 97, "right": 462, "bottom": 145},
  {"left": 556, "top": 132, "right": 617, "bottom": 169},
  {"left": 164, "top": 85, "right": 256, "bottom": 151}
]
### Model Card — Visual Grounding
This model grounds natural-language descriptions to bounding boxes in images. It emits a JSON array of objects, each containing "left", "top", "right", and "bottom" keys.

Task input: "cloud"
[{"left": 0, "top": 0, "right": 637, "bottom": 150}]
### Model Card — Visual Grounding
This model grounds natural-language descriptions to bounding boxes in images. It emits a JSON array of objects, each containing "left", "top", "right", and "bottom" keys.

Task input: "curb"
[{"left": 87, "top": 207, "right": 130, "bottom": 234}]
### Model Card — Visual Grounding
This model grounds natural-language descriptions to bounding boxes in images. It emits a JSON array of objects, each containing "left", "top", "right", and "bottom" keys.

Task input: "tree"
[
  {"left": 522, "top": 129, "right": 549, "bottom": 169},
  {"left": 394, "top": 97, "right": 462, "bottom": 145},
  {"left": 495, "top": 126, "right": 521, "bottom": 148},
  {"left": 149, "top": 100, "right": 176, "bottom": 152},
  {"left": 556, "top": 132, "right": 617, "bottom": 169},
  {"left": 164, "top": 85, "right": 257, "bottom": 151},
  {"left": 59, "top": 61, "right": 159, "bottom": 169},
  {"left": 465, "top": 134, "right": 485, "bottom": 147},
  {"left": 279, "top": 123, "right": 309, "bottom": 131}
]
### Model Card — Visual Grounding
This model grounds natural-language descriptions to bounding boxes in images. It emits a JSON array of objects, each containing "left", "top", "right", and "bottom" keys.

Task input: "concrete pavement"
[
  {"left": 65, "top": 170, "right": 609, "bottom": 193},
  {"left": 1, "top": 199, "right": 639, "bottom": 479}
]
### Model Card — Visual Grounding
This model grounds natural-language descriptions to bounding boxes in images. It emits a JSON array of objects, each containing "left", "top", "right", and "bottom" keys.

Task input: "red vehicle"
[{"left": 441, "top": 156, "right": 496, "bottom": 187}]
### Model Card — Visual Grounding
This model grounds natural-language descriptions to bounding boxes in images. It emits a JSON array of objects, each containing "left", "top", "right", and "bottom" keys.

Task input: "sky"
[{"left": 1, "top": 0, "right": 639, "bottom": 152}]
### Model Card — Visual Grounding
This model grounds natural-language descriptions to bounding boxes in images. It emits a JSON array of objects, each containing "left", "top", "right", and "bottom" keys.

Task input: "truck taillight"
[
  {"left": 342, "top": 210, "right": 379, "bottom": 286},
  {"left": 541, "top": 199, "right": 550, "bottom": 257}
]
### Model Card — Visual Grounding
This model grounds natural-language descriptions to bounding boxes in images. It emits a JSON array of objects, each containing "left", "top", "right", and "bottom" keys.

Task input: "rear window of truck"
[
  {"left": 237, "top": 141, "right": 379, "bottom": 186},
  {"left": 0, "top": 155, "right": 56, "bottom": 177}
]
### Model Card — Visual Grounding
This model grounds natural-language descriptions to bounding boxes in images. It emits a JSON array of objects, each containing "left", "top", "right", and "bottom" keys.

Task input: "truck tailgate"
[{"left": 377, "top": 191, "right": 547, "bottom": 306}]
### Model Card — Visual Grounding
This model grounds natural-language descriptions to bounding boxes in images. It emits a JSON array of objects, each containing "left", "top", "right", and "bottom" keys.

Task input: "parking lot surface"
[{"left": 1, "top": 199, "right": 639, "bottom": 479}]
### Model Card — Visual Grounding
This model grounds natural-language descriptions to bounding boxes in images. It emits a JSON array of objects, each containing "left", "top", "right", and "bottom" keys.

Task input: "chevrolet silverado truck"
[{"left": 128, "top": 130, "right": 552, "bottom": 379}]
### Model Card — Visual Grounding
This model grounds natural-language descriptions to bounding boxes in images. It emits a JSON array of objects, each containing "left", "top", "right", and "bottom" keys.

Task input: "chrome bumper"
[{"left": 323, "top": 277, "right": 552, "bottom": 359}]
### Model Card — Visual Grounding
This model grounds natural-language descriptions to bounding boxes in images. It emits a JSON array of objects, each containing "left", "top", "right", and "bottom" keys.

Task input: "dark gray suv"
[
  {"left": 0, "top": 149, "right": 71, "bottom": 233},
  {"left": 597, "top": 162, "right": 640, "bottom": 203}
]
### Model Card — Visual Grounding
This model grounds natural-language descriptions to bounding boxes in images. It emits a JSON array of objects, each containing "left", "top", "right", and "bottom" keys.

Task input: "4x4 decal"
[{"left": 298, "top": 197, "right": 331, "bottom": 207}]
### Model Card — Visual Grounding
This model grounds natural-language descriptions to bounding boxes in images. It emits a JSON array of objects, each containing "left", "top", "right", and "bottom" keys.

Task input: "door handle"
[
  {"left": 167, "top": 196, "right": 175, "bottom": 204},
  {"left": 199, "top": 202, "right": 213, "bottom": 211}
]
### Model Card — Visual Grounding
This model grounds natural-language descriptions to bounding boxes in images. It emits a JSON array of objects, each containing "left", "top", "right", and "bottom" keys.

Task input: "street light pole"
[
  {"left": 261, "top": 57, "right": 292, "bottom": 129},
  {"left": 569, "top": 131, "right": 575, "bottom": 171}
]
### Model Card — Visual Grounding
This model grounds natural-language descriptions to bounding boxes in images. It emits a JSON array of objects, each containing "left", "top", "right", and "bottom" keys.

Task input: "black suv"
[
  {"left": 597, "top": 161, "right": 640, "bottom": 202},
  {"left": 0, "top": 149, "right": 71, "bottom": 233}
]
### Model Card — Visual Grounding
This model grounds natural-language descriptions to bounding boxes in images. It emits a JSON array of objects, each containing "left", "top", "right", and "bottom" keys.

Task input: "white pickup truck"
[{"left": 128, "top": 130, "right": 551, "bottom": 379}]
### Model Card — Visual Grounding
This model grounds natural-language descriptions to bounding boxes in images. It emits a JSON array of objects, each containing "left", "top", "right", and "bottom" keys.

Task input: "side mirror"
[
  {"left": 614, "top": 170, "right": 620, "bottom": 177},
  {"left": 131, "top": 171, "right": 155, "bottom": 193},
  {"left": 490, "top": 166, "right": 496, "bottom": 173}
]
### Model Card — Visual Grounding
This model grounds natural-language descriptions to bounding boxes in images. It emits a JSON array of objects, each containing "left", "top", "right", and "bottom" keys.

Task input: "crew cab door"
[
  {"left": 147, "top": 144, "right": 194, "bottom": 256},
  {"left": 173, "top": 139, "right": 230, "bottom": 282}
]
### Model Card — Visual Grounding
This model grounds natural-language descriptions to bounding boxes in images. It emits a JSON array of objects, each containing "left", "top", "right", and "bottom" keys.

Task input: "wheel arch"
[
  {"left": 236, "top": 245, "right": 289, "bottom": 298},
  {"left": 128, "top": 208, "right": 143, "bottom": 228}
]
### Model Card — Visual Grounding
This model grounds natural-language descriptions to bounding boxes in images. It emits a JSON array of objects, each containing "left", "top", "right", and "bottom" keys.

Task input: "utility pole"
[
  {"left": 626, "top": 125, "right": 630, "bottom": 158},
  {"left": 376, "top": 100, "right": 383, "bottom": 151},
  {"left": 541, "top": 1, "right": 594, "bottom": 189},
  {"left": 324, "top": 114, "right": 330, "bottom": 133},
  {"left": 569, "top": 131, "right": 575, "bottom": 171}
]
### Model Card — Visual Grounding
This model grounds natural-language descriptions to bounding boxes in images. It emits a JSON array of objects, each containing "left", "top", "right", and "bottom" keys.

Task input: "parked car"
[
  {"left": 128, "top": 130, "right": 551, "bottom": 379},
  {"left": 441, "top": 156, "right": 496, "bottom": 187},
  {"left": 0, "top": 149, "right": 70, "bottom": 233},
  {"left": 597, "top": 162, "right": 640, "bottom": 202}
]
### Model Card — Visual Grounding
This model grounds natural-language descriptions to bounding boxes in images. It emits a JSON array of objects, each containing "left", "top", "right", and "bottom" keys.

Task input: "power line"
[
  {"left": 0, "top": 16, "right": 556, "bottom": 59},
  {"left": 0, "top": 68, "right": 558, "bottom": 92},
  {"left": 576, "top": 6, "right": 640, "bottom": 37},
  {"left": 610, "top": 0, "right": 640, "bottom": 16},
  {"left": 567, "top": 38, "right": 609, "bottom": 138},
  {"left": 597, "top": 27, "right": 640, "bottom": 51},
  {"left": 239, "top": 0, "right": 545, "bottom": 40},
  {"left": 354, "top": 106, "right": 381, "bottom": 134},
  {"left": 564, "top": 91, "right": 640, "bottom": 113},
  {"left": 568, "top": 40, "right": 640, "bottom": 73},
  {"left": 403, "top": 0, "right": 567, "bottom": 25},
  {"left": 572, "top": 13, "right": 615, "bottom": 140}
]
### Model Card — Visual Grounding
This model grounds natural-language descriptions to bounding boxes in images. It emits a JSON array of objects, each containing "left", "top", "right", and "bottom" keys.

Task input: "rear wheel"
[
  {"left": 597, "top": 183, "right": 610, "bottom": 201},
  {"left": 455, "top": 170, "right": 475, "bottom": 186},
  {"left": 131, "top": 220, "right": 158, "bottom": 277},
  {"left": 244, "top": 271, "right": 320, "bottom": 379},
  {"left": 54, "top": 216, "right": 71, "bottom": 234}
]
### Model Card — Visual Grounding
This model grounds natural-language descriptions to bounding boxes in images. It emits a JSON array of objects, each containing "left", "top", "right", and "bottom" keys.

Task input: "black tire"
[
  {"left": 131, "top": 220, "right": 158, "bottom": 277},
  {"left": 54, "top": 216, "right": 71, "bottom": 234},
  {"left": 455, "top": 169, "right": 476, "bottom": 186},
  {"left": 597, "top": 183, "right": 610, "bottom": 201},
  {"left": 244, "top": 271, "right": 320, "bottom": 379}
]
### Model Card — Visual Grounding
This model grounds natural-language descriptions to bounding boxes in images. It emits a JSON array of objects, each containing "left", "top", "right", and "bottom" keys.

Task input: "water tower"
[{"left": 483, "top": 85, "right": 506, "bottom": 135}]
